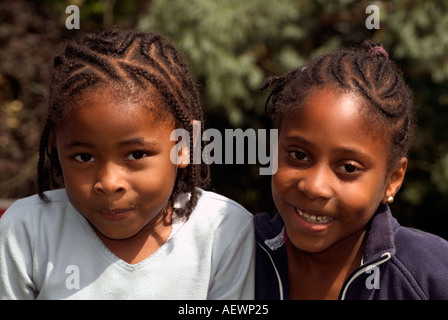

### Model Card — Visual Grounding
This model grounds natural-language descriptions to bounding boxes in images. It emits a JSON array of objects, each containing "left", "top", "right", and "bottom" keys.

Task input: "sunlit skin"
[
  {"left": 55, "top": 89, "right": 188, "bottom": 264},
  {"left": 272, "top": 87, "right": 407, "bottom": 299}
]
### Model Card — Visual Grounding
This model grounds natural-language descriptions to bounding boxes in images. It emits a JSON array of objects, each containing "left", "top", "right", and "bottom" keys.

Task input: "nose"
[
  {"left": 93, "top": 162, "right": 126, "bottom": 195},
  {"left": 297, "top": 164, "right": 334, "bottom": 201}
]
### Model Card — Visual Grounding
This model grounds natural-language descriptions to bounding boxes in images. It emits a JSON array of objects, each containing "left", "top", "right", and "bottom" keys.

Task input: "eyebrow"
[
  {"left": 63, "top": 141, "right": 93, "bottom": 149},
  {"left": 118, "top": 137, "right": 159, "bottom": 148},
  {"left": 285, "top": 135, "right": 312, "bottom": 146},
  {"left": 63, "top": 137, "right": 160, "bottom": 149},
  {"left": 332, "top": 146, "right": 371, "bottom": 161}
]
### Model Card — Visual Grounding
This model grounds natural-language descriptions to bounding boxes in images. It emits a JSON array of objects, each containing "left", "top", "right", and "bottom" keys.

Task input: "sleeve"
[
  {"left": 207, "top": 213, "right": 255, "bottom": 300},
  {"left": 0, "top": 201, "right": 38, "bottom": 300}
]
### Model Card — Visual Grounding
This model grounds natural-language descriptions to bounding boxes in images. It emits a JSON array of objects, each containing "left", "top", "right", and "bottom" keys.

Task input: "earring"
[{"left": 387, "top": 196, "right": 394, "bottom": 204}]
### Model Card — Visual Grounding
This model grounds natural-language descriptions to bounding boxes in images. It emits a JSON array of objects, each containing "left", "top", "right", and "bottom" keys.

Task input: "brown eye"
[
  {"left": 338, "top": 163, "right": 360, "bottom": 173},
  {"left": 126, "top": 151, "right": 148, "bottom": 161},
  {"left": 74, "top": 153, "right": 95, "bottom": 162},
  {"left": 344, "top": 164, "right": 357, "bottom": 173},
  {"left": 289, "top": 151, "right": 308, "bottom": 161}
]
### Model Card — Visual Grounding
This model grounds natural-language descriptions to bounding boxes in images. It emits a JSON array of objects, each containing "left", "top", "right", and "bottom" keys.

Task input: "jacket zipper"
[
  {"left": 257, "top": 241, "right": 284, "bottom": 300},
  {"left": 339, "top": 252, "right": 392, "bottom": 300}
]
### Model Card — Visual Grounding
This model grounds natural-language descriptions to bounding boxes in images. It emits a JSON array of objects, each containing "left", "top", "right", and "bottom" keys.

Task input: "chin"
[{"left": 288, "top": 234, "right": 334, "bottom": 254}]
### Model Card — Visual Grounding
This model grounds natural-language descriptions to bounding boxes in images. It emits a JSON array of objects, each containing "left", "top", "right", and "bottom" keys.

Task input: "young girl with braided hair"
[
  {"left": 255, "top": 42, "right": 448, "bottom": 300},
  {"left": 0, "top": 29, "right": 254, "bottom": 299}
]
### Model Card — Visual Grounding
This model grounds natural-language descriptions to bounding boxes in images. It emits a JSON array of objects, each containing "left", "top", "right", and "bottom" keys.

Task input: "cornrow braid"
[
  {"left": 38, "top": 29, "right": 210, "bottom": 218},
  {"left": 262, "top": 41, "right": 415, "bottom": 171}
]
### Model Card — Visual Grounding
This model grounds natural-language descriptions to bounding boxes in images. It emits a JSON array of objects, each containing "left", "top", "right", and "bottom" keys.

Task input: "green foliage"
[
  {"left": 385, "top": 0, "right": 448, "bottom": 82},
  {"left": 139, "top": 0, "right": 310, "bottom": 125}
]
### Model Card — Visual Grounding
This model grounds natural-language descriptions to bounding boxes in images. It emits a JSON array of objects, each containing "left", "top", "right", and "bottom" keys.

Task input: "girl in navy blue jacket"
[{"left": 255, "top": 43, "right": 448, "bottom": 300}]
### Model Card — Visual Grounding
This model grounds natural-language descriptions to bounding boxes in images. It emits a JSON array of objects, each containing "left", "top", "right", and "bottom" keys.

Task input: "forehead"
[
  {"left": 283, "top": 87, "right": 382, "bottom": 134},
  {"left": 54, "top": 88, "right": 175, "bottom": 143},
  {"left": 280, "top": 88, "right": 388, "bottom": 160},
  {"left": 56, "top": 84, "right": 173, "bottom": 124}
]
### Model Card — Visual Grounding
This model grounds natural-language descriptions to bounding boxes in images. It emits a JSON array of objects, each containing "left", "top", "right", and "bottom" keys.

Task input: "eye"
[
  {"left": 337, "top": 163, "right": 361, "bottom": 174},
  {"left": 289, "top": 151, "right": 309, "bottom": 162},
  {"left": 126, "top": 151, "right": 148, "bottom": 161},
  {"left": 74, "top": 153, "right": 95, "bottom": 163}
]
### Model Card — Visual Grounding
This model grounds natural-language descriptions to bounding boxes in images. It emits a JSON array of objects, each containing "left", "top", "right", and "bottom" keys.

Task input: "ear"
[{"left": 382, "top": 157, "right": 407, "bottom": 204}]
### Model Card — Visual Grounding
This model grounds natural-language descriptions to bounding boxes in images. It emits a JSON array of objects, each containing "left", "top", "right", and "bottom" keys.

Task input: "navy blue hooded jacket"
[{"left": 255, "top": 204, "right": 448, "bottom": 300}]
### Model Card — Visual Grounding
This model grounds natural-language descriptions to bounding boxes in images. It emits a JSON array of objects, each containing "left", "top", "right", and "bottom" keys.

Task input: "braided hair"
[
  {"left": 261, "top": 42, "right": 415, "bottom": 171},
  {"left": 38, "top": 29, "right": 210, "bottom": 218}
]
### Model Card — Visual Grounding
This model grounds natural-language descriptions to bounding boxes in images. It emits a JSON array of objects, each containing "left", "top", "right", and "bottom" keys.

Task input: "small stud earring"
[{"left": 387, "top": 196, "right": 394, "bottom": 204}]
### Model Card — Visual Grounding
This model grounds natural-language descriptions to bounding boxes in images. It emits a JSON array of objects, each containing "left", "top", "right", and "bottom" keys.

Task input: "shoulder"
[
  {"left": 254, "top": 212, "right": 286, "bottom": 260},
  {"left": 393, "top": 223, "right": 448, "bottom": 264},
  {"left": 0, "top": 189, "right": 82, "bottom": 276},
  {"left": 193, "top": 189, "right": 253, "bottom": 222},
  {"left": 0, "top": 189, "right": 78, "bottom": 237},
  {"left": 176, "top": 189, "right": 255, "bottom": 263},
  {"left": 2, "top": 189, "right": 64, "bottom": 215},
  {"left": 2, "top": 189, "right": 71, "bottom": 215},
  {"left": 254, "top": 212, "right": 288, "bottom": 300},
  {"left": 254, "top": 212, "right": 284, "bottom": 244},
  {"left": 174, "top": 189, "right": 253, "bottom": 241},
  {"left": 391, "top": 223, "right": 448, "bottom": 299}
]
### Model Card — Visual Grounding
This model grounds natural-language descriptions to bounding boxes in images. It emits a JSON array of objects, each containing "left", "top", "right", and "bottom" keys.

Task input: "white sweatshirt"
[{"left": 0, "top": 189, "right": 254, "bottom": 300}]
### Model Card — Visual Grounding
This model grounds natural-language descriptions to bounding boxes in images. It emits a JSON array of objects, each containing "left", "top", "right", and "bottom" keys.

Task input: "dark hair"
[
  {"left": 38, "top": 28, "right": 210, "bottom": 218},
  {"left": 261, "top": 42, "right": 415, "bottom": 171}
]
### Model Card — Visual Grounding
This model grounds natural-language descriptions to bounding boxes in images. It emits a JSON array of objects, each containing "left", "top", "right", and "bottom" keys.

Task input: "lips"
[
  {"left": 97, "top": 206, "right": 134, "bottom": 221},
  {"left": 100, "top": 208, "right": 133, "bottom": 215},
  {"left": 296, "top": 208, "right": 334, "bottom": 224}
]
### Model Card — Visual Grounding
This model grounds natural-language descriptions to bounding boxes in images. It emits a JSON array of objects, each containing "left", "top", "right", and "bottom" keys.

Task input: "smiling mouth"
[{"left": 296, "top": 208, "right": 334, "bottom": 224}]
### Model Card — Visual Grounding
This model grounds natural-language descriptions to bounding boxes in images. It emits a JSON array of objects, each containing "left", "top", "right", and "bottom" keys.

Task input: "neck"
[
  {"left": 289, "top": 227, "right": 366, "bottom": 269},
  {"left": 286, "top": 227, "right": 367, "bottom": 299}
]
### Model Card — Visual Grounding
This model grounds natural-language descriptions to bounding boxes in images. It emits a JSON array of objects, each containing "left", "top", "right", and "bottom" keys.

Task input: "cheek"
[
  {"left": 134, "top": 163, "right": 178, "bottom": 198},
  {"left": 135, "top": 176, "right": 176, "bottom": 219},
  {"left": 271, "top": 168, "right": 295, "bottom": 206},
  {"left": 336, "top": 178, "right": 386, "bottom": 223},
  {"left": 58, "top": 160, "right": 86, "bottom": 190},
  {"left": 62, "top": 172, "right": 95, "bottom": 209}
]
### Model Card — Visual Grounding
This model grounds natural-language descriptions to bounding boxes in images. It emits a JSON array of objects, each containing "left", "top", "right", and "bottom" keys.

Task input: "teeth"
[{"left": 296, "top": 208, "right": 334, "bottom": 224}]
